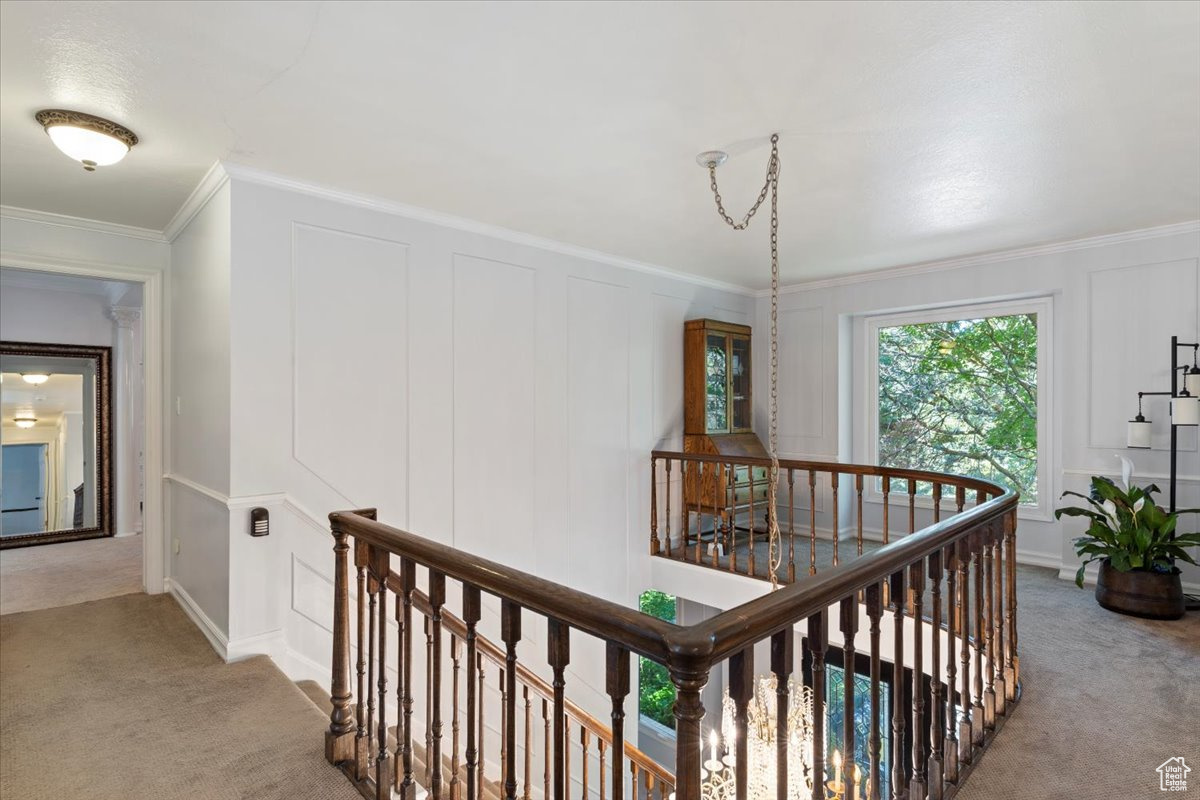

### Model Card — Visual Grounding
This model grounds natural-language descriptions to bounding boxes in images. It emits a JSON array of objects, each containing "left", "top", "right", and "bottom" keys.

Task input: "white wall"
[
  {"left": 0, "top": 284, "right": 115, "bottom": 346},
  {"left": 167, "top": 182, "right": 232, "bottom": 633},
  {"left": 209, "top": 171, "right": 754, "bottom": 721},
  {"left": 755, "top": 225, "right": 1200, "bottom": 586}
]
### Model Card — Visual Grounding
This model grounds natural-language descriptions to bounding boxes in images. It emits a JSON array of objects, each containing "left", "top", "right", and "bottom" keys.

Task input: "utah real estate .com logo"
[{"left": 1157, "top": 757, "right": 1191, "bottom": 792}]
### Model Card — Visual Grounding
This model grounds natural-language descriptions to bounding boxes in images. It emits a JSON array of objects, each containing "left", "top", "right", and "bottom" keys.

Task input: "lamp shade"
[
  {"left": 1186, "top": 368, "right": 1200, "bottom": 397},
  {"left": 1170, "top": 395, "right": 1200, "bottom": 426},
  {"left": 1127, "top": 416, "right": 1153, "bottom": 448}
]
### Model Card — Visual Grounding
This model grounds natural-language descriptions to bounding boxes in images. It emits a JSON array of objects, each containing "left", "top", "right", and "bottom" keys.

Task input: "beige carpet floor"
[
  {"left": 0, "top": 535, "right": 142, "bottom": 614},
  {"left": 959, "top": 566, "right": 1200, "bottom": 800},
  {"left": 0, "top": 593, "right": 361, "bottom": 800}
]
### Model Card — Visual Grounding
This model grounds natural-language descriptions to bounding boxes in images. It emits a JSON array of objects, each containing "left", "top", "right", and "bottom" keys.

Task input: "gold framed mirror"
[{"left": 0, "top": 341, "right": 112, "bottom": 548}]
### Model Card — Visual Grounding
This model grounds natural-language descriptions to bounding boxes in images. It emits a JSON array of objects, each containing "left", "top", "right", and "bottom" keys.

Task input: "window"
[
  {"left": 827, "top": 664, "right": 890, "bottom": 799},
  {"left": 866, "top": 298, "right": 1052, "bottom": 516},
  {"left": 638, "top": 590, "right": 676, "bottom": 729}
]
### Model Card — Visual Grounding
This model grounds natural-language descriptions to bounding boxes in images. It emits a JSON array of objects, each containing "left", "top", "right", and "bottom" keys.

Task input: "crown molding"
[
  {"left": 162, "top": 161, "right": 231, "bottom": 243},
  {"left": 760, "top": 220, "right": 1200, "bottom": 297},
  {"left": 0, "top": 205, "right": 166, "bottom": 243},
  {"left": 218, "top": 161, "right": 757, "bottom": 297}
]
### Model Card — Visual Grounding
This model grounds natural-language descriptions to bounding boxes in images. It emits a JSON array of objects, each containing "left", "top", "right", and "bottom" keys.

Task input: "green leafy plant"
[
  {"left": 1055, "top": 461, "right": 1200, "bottom": 587},
  {"left": 638, "top": 591, "right": 676, "bottom": 729}
]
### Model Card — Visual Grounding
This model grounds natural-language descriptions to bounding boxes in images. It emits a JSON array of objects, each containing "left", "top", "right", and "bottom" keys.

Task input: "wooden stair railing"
[{"left": 325, "top": 457, "right": 1020, "bottom": 800}]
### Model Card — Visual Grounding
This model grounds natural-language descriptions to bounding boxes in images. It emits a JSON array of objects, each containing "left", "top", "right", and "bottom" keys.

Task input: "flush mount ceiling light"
[
  {"left": 21, "top": 373, "right": 50, "bottom": 385},
  {"left": 14, "top": 416, "right": 37, "bottom": 429},
  {"left": 35, "top": 109, "right": 138, "bottom": 171}
]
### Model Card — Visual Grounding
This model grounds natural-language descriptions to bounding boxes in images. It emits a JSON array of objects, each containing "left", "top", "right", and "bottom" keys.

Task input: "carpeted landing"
[{"left": 0, "top": 593, "right": 360, "bottom": 800}]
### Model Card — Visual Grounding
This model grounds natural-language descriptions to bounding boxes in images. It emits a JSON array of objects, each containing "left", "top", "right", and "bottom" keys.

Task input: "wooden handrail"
[
  {"left": 651, "top": 449, "right": 1002, "bottom": 498},
  {"left": 400, "top": 580, "right": 675, "bottom": 788},
  {"left": 334, "top": 511, "right": 679, "bottom": 664}
]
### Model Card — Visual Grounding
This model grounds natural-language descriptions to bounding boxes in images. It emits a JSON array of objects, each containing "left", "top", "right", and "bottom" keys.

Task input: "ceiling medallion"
[{"left": 35, "top": 109, "right": 139, "bottom": 171}]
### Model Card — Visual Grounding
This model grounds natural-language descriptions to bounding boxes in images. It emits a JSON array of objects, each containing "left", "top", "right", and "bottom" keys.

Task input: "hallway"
[{"left": 0, "top": 593, "right": 360, "bottom": 800}]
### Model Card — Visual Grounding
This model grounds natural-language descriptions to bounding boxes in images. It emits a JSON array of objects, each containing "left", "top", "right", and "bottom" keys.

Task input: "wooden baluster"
[
  {"left": 831, "top": 472, "right": 840, "bottom": 567},
  {"left": 463, "top": 586, "right": 481, "bottom": 800},
  {"left": 840, "top": 596, "right": 859, "bottom": 798},
  {"left": 325, "top": 517, "right": 355, "bottom": 766},
  {"left": 705, "top": 462, "right": 715, "bottom": 568},
  {"left": 630, "top": 763, "right": 639, "bottom": 800},
  {"left": 608, "top": 644, "right": 631, "bottom": 800},
  {"left": 500, "top": 666, "right": 508, "bottom": 794},
  {"left": 909, "top": 561, "right": 925, "bottom": 800},
  {"left": 1005, "top": 512, "right": 1019, "bottom": 702},
  {"left": 816, "top": 465, "right": 825, "bottom": 573},
  {"left": 958, "top": 547, "right": 972, "bottom": 765},
  {"left": 748, "top": 464, "right": 757, "bottom": 577},
  {"left": 565, "top": 721, "right": 571, "bottom": 800},
  {"left": 729, "top": 463, "right": 738, "bottom": 574},
  {"left": 881, "top": 476, "right": 890, "bottom": 545},
  {"left": 955, "top": 486, "right": 965, "bottom": 516},
  {"left": 355, "top": 539, "right": 369, "bottom": 778},
  {"left": 808, "top": 612, "right": 827, "bottom": 800},
  {"left": 502, "top": 601, "right": 521, "bottom": 800},
  {"left": 890, "top": 570, "right": 906, "bottom": 800},
  {"left": 372, "top": 546, "right": 392, "bottom": 799},
  {"left": 451, "top": 635, "right": 462, "bottom": 800},
  {"left": 651, "top": 456, "right": 659, "bottom": 555},
  {"left": 366, "top": 544, "right": 377, "bottom": 767},
  {"left": 856, "top": 474, "right": 865, "bottom": 558},
  {"left": 524, "top": 687, "right": 533, "bottom": 800},
  {"left": 928, "top": 551, "right": 944, "bottom": 800},
  {"left": 692, "top": 462, "right": 702, "bottom": 565},
  {"left": 972, "top": 541, "right": 985, "bottom": 747},
  {"left": 993, "top": 527, "right": 1007, "bottom": 715},
  {"left": 729, "top": 648, "right": 753, "bottom": 800},
  {"left": 665, "top": 459, "right": 673, "bottom": 558},
  {"left": 669, "top": 660, "right": 708, "bottom": 800},
  {"left": 907, "top": 479, "right": 917, "bottom": 535},
  {"left": 426, "top": 617, "right": 434, "bottom": 789},
  {"left": 932, "top": 482, "right": 942, "bottom": 524},
  {"left": 581, "top": 727, "right": 590, "bottom": 800},
  {"left": 549, "top": 619, "right": 570, "bottom": 800},
  {"left": 788, "top": 467, "right": 796, "bottom": 582},
  {"left": 983, "top": 532, "right": 997, "bottom": 731},
  {"left": 944, "top": 546, "right": 959, "bottom": 786},
  {"left": 772, "top": 629, "right": 794, "bottom": 800},
  {"left": 478, "top": 657, "right": 487, "bottom": 800},
  {"left": 598, "top": 740, "right": 607, "bottom": 800},
  {"left": 427, "top": 572, "right": 446, "bottom": 797},
  {"left": 865, "top": 584, "right": 884, "bottom": 800},
  {"left": 399, "top": 559, "right": 417, "bottom": 799},
  {"left": 543, "top": 700, "right": 551, "bottom": 800}
]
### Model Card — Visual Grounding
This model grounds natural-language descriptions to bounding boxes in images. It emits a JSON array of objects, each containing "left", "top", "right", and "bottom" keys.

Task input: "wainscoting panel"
[
  {"left": 1087, "top": 258, "right": 1198, "bottom": 450},
  {"left": 452, "top": 254, "right": 537, "bottom": 566},
  {"left": 292, "top": 223, "right": 409, "bottom": 517},
  {"left": 567, "top": 276, "right": 631, "bottom": 599}
]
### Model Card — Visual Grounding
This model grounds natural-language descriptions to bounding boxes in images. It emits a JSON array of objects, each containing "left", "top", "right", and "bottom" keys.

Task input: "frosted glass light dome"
[{"left": 35, "top": 109, "right": 138, "bottom": 171}]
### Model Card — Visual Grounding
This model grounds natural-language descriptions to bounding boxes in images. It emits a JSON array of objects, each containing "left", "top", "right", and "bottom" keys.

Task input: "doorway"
[{"left": 1, "top": 443, "right": 48, "bottom": 536}]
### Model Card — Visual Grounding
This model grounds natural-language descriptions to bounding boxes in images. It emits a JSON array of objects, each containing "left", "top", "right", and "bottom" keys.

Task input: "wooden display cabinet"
[{"left": 683, "top": 319, "right": 771, "bottom": 534}]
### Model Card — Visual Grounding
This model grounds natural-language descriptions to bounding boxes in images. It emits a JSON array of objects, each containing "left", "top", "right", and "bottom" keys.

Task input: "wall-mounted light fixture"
[
  {"left": 21, "top": 373, "right": 50, "bottom": 385},
  {"left": 35, "top": 109, "right": 138, "bottom": 171},
  {"left": 14, "top": 416, "right": 37, "bottom": 429}
]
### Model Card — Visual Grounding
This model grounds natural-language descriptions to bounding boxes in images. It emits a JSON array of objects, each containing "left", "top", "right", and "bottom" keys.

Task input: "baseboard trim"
[
  {"left": 226, "top": 629, "right": 286, "bottom": 663},
  {"left": 166, "top": 577, "right": 228, "bottom": 660}
]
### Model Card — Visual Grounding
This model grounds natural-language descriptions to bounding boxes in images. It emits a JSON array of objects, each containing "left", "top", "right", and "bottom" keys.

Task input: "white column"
[{"left": 110, "top": 306, "right": 141, "bottom": 537}]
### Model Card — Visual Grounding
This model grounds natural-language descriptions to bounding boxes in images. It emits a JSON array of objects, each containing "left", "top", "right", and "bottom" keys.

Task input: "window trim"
[{"left": 861, "top": 297, "right": 1054, "bottom": 521}]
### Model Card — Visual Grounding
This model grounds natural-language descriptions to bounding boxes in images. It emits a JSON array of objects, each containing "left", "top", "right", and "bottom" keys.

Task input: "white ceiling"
[
  {"left": 1, "top": 372, "right": 84, "bottom": 431},
  {"left": 1, "top": 1, "right": 1197, "bottom": 288},
  {"left": 0, "top": 267, "right": 141, "bottom": 305}
]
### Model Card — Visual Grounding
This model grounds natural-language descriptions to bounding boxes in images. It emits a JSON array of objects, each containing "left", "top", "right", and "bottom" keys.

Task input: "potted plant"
[{"left": 1055, "top": 458, "right": 1200, "bottom": 620}]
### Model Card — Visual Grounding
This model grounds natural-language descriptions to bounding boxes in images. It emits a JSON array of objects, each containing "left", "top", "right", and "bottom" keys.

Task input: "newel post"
[
  {"left": 326, "top": 509, "right": 377, "bottom": 766},
  {"left": 326, "top": 514, "right": 356, "bottom": 764},
  {"left": 670, "top": 657, "right": 710, "bottom": 800}
]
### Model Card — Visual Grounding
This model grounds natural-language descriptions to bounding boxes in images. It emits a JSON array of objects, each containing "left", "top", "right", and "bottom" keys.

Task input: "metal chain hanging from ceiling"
[{"left": 704, "top": 133, "right": 784, "bottom": 588}]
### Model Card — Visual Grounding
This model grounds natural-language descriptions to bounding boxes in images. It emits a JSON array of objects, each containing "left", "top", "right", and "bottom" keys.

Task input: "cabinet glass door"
[
  {"left": 730, "top": 335, "right": 751, "bottom": 430},
  {"left": 705, "top": 333, "right": 729, "bottom": 432}
]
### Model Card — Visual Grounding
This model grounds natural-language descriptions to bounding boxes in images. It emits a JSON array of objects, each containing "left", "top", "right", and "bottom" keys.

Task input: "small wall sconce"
[{"left": 250, "top": 507, "right": 269, "bottom": 537}]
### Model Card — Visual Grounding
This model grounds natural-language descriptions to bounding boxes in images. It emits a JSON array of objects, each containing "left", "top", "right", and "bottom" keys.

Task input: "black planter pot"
[{"left": 1095, "top": 559, "right": 1185, "bottom": 620}]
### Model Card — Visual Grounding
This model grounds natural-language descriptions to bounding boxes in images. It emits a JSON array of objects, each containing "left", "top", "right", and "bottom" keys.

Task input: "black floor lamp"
[{"left": 1126, "top": 335, "right": 1200, "bottom": 607}]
